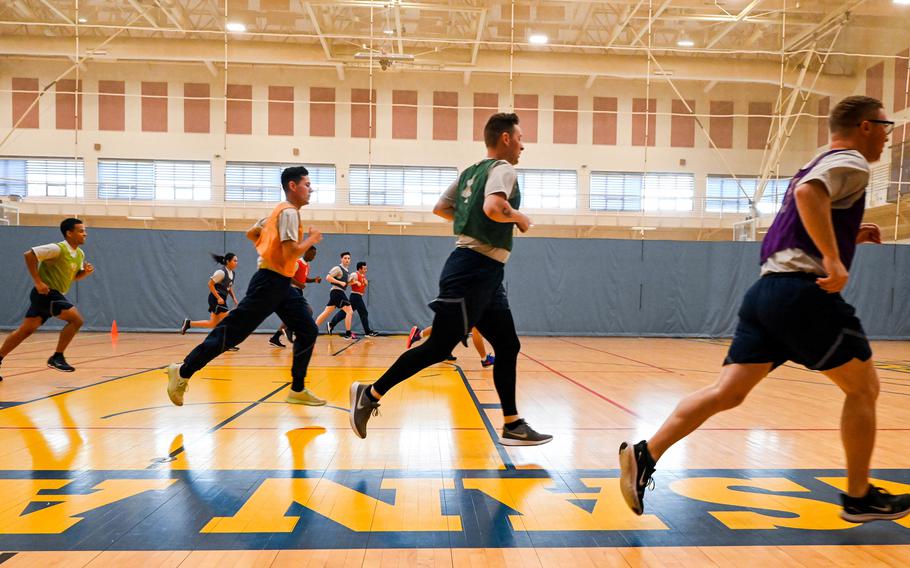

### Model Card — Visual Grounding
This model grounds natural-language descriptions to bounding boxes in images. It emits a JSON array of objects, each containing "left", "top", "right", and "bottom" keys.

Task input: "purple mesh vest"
[{"left": 759, "top": 149, "right": 867, "bottom": 271}]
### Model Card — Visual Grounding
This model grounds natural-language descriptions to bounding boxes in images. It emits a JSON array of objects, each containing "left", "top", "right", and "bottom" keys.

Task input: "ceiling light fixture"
[
  {"left": 677, "top": 38, "right": 695, "bottom": 47},
  {"left": 78, "top": 17, "right": 88, "bottom": 24},
  {"left": 225, "top": 22, "right": 246, "bottom": 32},
  {"left": 528, "top": 34, "right": 548, "bottom": 45},
  {"left": 383, "top": 29, "right": 395, "bottom": 35}
]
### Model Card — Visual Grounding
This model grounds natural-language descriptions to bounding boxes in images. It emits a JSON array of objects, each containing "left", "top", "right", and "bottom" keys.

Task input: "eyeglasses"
[{"left": 860, "top": 119, "right": 895, "bottom": 135}]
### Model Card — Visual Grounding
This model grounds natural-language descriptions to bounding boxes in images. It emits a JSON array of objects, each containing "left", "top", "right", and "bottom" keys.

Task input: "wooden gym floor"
[{"left": 1, "top": 331, "right": 910, "bottom": 566}]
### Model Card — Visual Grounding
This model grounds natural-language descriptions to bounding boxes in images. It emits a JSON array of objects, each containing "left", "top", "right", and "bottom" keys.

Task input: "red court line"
[
  {"left": 520, "top": 351, "right": 639, "bottom": 418},
  {"left": 556, "top": 338, "right": 677, "bottom": 374}
]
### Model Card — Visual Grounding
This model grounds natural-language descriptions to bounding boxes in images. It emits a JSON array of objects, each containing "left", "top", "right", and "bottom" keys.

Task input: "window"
[
  {"left": 98, "top": 160, "right": 154, "bottom": 199},
  {"left": 98, "top": 160, "right": 210, "bottom": 200},
  {"left": 517, "top": 169, "right": 577, "bottom": 209},
  {"left": 22, "top": 158, "right": 84, "bottom": 198},
  {"left": 590, "top": 172, "right": 641, "bottom": 211},
  {"left": 154, "top": 161, "right": 211, "bottom": 200},
  {"left": 225, "top": 163, "right": 336, "bottom": 204},
  {"left": 0, "top": 159, "right": 26, "bottom": 196},
  {"left": 349, "top": 165, "right": 457, "bottom": 206},
  {"left": 706, "top": 176, "right": 756, "bottom": 213},
  {"left": 757, "top": 178, "right": 789, "bottom": 216},
  {"left": 590, "top": 171, "right": 694, "bottom": 211}
]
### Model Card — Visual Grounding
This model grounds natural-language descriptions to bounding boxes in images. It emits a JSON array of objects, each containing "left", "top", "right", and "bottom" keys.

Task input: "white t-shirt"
[
  {"left": 31, "top": 242, "right": 84, "bottom": 270},
  {"left": 761, "top": 150, "right": 870, "bottom": 276},
  {"left": 439, "top": 160, "right": 518, "bottom": 263},
  {"left": 210, "top": 268, "right": 233, "bottom": 284}
]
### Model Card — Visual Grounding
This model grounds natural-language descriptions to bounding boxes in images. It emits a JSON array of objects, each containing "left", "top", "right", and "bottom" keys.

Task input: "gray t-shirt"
[
  {"left": 253, "top": 203, "right": 301, "bottom": 268},
  {"left": 761, "top": 150, "right": 869, "bottom": 276},
  {"left": 439, "top": 160, "right": 518, "bottom": 263}
]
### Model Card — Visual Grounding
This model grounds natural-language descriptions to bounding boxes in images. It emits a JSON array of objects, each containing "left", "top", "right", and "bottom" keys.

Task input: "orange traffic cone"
[{"left": 111, "top": 320, "right": 119, "bottom": 346}]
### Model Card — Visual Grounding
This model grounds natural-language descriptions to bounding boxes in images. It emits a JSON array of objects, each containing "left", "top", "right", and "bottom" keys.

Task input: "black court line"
[
  {"left": 0, "top": 342, "right": 181, "bottom": 379},
  {"left": 148, "top": 382, "right": 292, "bottom": 466},
  {"left": 331, "top": 337, "right": 362, "bottom": 356},
  {"left": 0, "top": 553, "right": 17, "bottom": 564},
  {"left": 0, "top": 365, "right": 166, "bottom": 410},
  {"left": 450, "top": 363, "right": 514, "bottom": 470}
]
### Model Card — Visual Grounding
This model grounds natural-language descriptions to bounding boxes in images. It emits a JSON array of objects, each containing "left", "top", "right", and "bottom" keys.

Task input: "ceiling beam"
[
  {"left": 126, "top": 0, "right": 160, "bottom": 29},
  {"left": 606, "top": 0, "right": 644, "bottom": 48},
  {"left": 470, "top": 9, "right": 486, "bottom": 66},
  {"left": 784, "top": 0, "right": 866, "bottom": 52},
  {"left": 36, "top": 0, "right": 73, "bottom": 25},
  {"left": 394, "top": 3, "right": 403, "bottom": 54},
  {"left": 704, "top": 0, "right": 763, "bottom": 49},
  {"left": 0, "top": 36, "right": 853, "bottom": 95},
  {"left": 628, "top": 0, "right": 673, "bottom": 46},
  {"left": 304, "top": 2, "right": 333, "bottom": 61}
]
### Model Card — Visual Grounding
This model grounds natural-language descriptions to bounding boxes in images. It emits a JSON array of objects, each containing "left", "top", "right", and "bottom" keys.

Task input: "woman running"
[{"left": 180, "top": 253, "right": 239, "bottom": 336}]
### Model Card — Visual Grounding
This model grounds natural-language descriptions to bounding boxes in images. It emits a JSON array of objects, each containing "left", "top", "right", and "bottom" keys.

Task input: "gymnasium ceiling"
[{"left": 2, "top": 1, "right": 910, "bottom": 93}]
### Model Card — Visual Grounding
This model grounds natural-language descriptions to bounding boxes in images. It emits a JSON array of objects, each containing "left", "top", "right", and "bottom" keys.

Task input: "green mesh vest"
[
  {"left": 452, "top": 159, "right": 521, "bottom": 251},
  {"left": 38, "top": 242, "right": 84, "bottom": 294}
]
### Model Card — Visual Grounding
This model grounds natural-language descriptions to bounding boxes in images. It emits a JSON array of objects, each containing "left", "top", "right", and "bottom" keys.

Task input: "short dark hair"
[
  {"left": 281, "top": 166, "right": 310, "bottom": 192},
  {"left": 356, "top": 261, "right": 366, "bottom": 270},
  {"left": 484, "top": 113, "right": 520, "bottom": 148},
  {"left": 829, "top": 96, "right": 884, "bottom": 134},
  {"left": 340, "top": 251, "right": 351, "bottom": 258},
  {"left": 60, "top": 217, "right": 83, "bottom": 237}
]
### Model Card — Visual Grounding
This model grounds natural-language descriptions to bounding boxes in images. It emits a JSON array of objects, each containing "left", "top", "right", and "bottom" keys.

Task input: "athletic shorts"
[
  {"left": 207, "top": 293, "right": 229, "bottom": 314},
  {"left": 327, "top": 288, "right": 351, "bottom": 308},
  {"left": 724, "top": 272, "right": 872, "bottom": 371},
  {"left": 429, "top": 247, "right": 509, "bottom": 336},
  {"left": 25, "top": 288, "right": 74, "bottom": 323}
]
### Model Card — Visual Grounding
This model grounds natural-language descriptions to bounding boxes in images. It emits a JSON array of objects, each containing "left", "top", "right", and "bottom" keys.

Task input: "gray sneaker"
[
  {"left": 500, "top": 419, "right": 552, "bottom": 446},
  {"left": 166, "top": 363, "right": 189, "bottom": 406},
  {"left": 349, "top": 381, "right": 380, "bottom": 439},
  {"left": 286, "top": 388, "right": 326, "bottom": 406}
]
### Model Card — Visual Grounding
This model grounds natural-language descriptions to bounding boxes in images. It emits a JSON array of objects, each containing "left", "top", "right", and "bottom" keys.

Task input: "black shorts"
[
  {"left": 25, "top": 288, "right": 74, "bottom": 323},
  {"left": 725, "top": 272, "right": 872, "bottom": 371},
  {"left": 327, "top": 288, "right": 351, "bottom": 308},
  {"left": 207, "top": 293, "right": 229, "bottom": 314},
  {"left": 429, "top": 247, "right": 509, "bottom": 336}
]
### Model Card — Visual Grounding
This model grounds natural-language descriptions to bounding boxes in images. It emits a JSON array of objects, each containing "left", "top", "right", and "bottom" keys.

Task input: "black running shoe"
[
  {"left": 343, "top": 332, "right": 358, "bottom": 341},
  {"left": 326, "top": 321, "right": 335, "bottom": 335},
  {"left": 841, "top": 485, "right": 910, "bottom": 523},
  {"left": 269, "top": 336, "right": 286, "bottom": 348},
  {"left": 47, "top": 354, "right": 75, "bottom": 373},
  {"left": 500, "top": 419, "right": 553, "bottom": 446},
  {"left": 619, "top": 440, "right": 656, "bottom": 515},
  {"left": 366, "top": 331, "right": 379, "bottom": 337},
  {"left": 349, "top": 381, "right": 380, "bottom": 439},
  {"left": 180, "top": 318, "right": 191, "bottom": 335}
]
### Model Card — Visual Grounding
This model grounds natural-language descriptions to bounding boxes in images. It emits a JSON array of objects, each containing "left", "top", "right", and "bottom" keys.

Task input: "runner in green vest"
[
  {"left": 350, "top": 112, "right": 552, "bottom": 446},
  {"left": 0, "top": 218, "right": 94, "bottom": 379}
]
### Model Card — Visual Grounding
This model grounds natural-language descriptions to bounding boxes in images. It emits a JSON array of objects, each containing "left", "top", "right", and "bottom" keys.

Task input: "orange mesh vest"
[{"left": 255, "top": 202, "right": 303, "bottom": 277}]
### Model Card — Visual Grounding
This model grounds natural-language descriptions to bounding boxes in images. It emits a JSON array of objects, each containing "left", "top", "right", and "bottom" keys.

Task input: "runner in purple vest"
[{"left": 619, "top": 96, "right": 910, "bottom": 523}]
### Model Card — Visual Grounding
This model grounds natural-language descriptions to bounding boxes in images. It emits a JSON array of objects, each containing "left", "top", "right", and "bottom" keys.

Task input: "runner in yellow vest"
[{"left": 0, "top": 218, "right": 94, "bottom": 379}]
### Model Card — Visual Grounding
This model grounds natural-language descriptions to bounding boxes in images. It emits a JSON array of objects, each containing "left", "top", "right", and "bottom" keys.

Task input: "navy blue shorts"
[
  {"left": 724, "top": 272, "right": 872, "bottom": 371},
  {"left": 430, "top": 247, "right": 509, "bottom": 336},
  {"left": 25, "top": 288, "right": 74, "bottom": 323},
  {"left": 208, "top": 293, "right": 229, "bottom": 314},
  {"left": 327, "top": 288, "right": 351, "bottom": 308}
]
